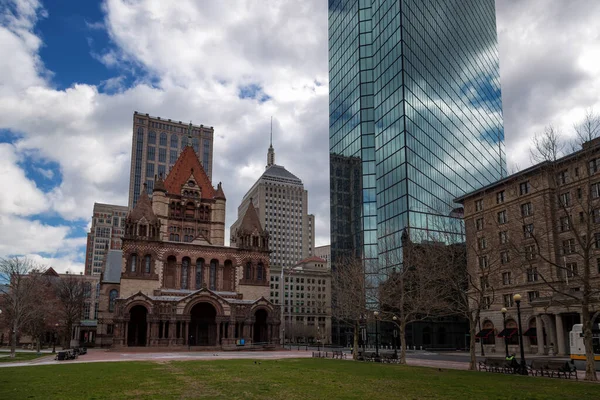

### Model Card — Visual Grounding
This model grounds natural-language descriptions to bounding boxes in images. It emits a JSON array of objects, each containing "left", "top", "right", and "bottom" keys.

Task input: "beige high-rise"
[
  {"left": 128, "top": 112, "right": 214, "bottom": 208},
  {"left": 230, "top": 140, "right": 315, "bottom": 269},
  {"left": 85, "top": 203, "right": 128, "bottom": 276}
]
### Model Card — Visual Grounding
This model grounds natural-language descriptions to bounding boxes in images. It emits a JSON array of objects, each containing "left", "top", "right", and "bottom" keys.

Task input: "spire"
[{"left": 267, "top": 117, "right": 275, "bottom": 168}]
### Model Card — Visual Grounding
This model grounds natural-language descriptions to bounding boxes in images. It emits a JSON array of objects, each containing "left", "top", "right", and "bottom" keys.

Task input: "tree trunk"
[
  {"left": 36, "top": 335, "right": 41, "bottom": 355},
  {"left": 468, "top": 317, "right": 478, "bottom": 371},
  {"left": 399, "top": 320, "right": 407, "bottom": 364},
  {"left": 353, "top": 321, "right": 359, "bottom": 360},
  {"left": 581, "top": 304, "right": 598, "bottom": 381},
  {"left": 10, "top": 320, "right": 17, "bottom": 358}
]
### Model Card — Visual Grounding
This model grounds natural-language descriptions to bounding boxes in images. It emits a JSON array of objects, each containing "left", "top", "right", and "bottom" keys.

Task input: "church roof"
[
  {"left": 164, "top": 146, "right": 217, "bottom": 198},
  {"left": 44, "top": 267, "right": 59, "bottom": 277},
  {"left": 239, "top": 201, "right": 263, "bottom": 233},
  {"left": 260, "top": 164, "right": 302, "bottom": 184},
  {"left": 129, "top": 185, "right": 158, "bottom": 224},
  {"left": 214, "top": 182, "right": 226, "bottom": 200}
]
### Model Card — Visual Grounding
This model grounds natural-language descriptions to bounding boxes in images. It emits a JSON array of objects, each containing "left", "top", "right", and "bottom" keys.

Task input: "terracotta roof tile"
[
  {"left": 164, "top": 146, "right": 216, "bottom": 198},
  {"left": 129, "top": 185, "right": 159, "bottom": 224},
  {"left": 240, "top": 201, "right": 263, "bottom": 233}
]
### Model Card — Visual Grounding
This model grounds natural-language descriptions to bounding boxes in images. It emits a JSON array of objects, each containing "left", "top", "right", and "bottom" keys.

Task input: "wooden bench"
[
  {"left": 538, "top": 360, "right": 577, "bottom": 379},
  {"left": 331, "top": 350, "right": 347, "bottom": 360},
  {"left": 478, "top": 358, "right": 517, "bottom": 373}
]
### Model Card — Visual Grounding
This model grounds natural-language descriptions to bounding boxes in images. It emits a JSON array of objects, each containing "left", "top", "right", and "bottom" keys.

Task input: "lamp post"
[
  {"left": 513, "top": 294, "right": 527, "bottom": 375},
  {"left": 53, "top": 323, "right": 59, "bottom": 354},
  {"left": 501, "top": 307, "right": 509, "bottom": 358},
  {"left": 373, "top": 311, "right": 380, "bottom": 357},
  {"left": 392, "top": 315, "right": 398, "bottom": 359}
]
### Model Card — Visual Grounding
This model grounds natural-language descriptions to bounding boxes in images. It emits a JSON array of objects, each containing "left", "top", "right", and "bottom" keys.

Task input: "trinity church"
[{"left": 98, "top": 144, "right": 280, "bottom": 349}]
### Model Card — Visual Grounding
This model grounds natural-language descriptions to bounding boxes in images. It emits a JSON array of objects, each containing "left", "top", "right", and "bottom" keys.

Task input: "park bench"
[
  {"left": 332, "top": 350, "right": 347, "bottom": 360},
  {"left": 538, "top": 360, "right": 577, "bottom": 380},
  {"left": 478, "top": 358, "right": 517, "bottom": 373},
  {"left": 312, "top": 351, "right": 327, "bottom": 358},
  {"left": 381, "top": 353, "right": 399, "bottom": 364}
]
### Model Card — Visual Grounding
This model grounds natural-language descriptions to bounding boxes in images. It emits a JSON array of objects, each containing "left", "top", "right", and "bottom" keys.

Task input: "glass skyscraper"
[{"left": 329, "top": 0, "right": 506, "bottom": 309}]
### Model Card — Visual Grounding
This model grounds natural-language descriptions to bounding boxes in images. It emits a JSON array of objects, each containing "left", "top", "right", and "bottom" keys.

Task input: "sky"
[{"left": 1, "top": 0, "right": 599, "bottom": 273}]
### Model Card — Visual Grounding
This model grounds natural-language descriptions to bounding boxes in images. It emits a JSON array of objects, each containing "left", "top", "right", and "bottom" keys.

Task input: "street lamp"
[
  {"left": 53, "top": 323, "right": 59, "bottom": 353},
  {"left": 501, "top": 307, "right": 509, "bottom": 358},
  {"left": 513, "top": 294, "right": 527, "bottom": 375},
  {"left": 373, "top": 311, "right": 380, "bottom": 358},
  {"left": 392, "top": 315, "right": 398, "bottom": 359}
]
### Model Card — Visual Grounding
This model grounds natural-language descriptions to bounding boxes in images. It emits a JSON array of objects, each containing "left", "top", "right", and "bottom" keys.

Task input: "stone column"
[
  {"left": 555, "top": 314, "right": 566, "bottom": 356},
  {"left": 536, "top": 315, "right": 545, "bottom": 355},
  {"left": 217, "top": 322, "right": 222, "bottom": 345},
  {"left": 184, "top": 322, "right": 189, "bottom": 345},
  {"left": 147, "top": 322, "right": 151, "bottom": 345}
]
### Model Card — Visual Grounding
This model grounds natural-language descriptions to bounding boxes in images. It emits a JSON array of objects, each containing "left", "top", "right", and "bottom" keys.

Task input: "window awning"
[
  {"left": 475, "top": 329, "right": 494, "bottom": 338},
  {"left": 523, "top": 328, "right": 537, "bottom": 337},
  {"left": 497, "top": 328, "right": 518, "bottom": 338}
]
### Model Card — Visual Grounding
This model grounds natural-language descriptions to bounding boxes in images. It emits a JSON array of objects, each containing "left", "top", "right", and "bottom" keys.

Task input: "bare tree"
[
  {"left": 53, "top": 274, "right": 86, "bottom": 349},
  {"left": 530, "top": 125, "right": 564, "bottom": 164},
  {"left": 0, "top": 257, "right": 45, "bottom": 358},
  {"left": 377, "top": 230, "right": 453, "bottom": 364},
  {"left": 331, "top": 255, "right": 367, "bottom": 359}
]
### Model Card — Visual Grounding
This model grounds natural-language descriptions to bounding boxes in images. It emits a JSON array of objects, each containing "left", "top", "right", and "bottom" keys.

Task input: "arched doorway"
[
  {"left": 253, "top": 309, "right": 268, "bottom": 343},
  {"left": 189, "top": 303, "right": 217, "bottom": 346},
  {"left": 128, "top": 305, "right": 148, "bottom": 346}
]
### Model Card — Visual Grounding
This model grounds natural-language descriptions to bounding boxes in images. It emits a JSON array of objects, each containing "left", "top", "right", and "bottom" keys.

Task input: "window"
[
  {"left": 591, "top": 183, "right": 600, "bottom": 199},
  {"left": 480, "top": 277, "right": 489, "bottom": 289},
  {"left": 496, "top": 191, "right": 505, "bottom": 204},
  {"left": 144, "top": 255, "right": 151, "bottom": 273},
  {"left": 523, "top": 224, "right": 534, "bottom": 238},
  {"left": 563, "top": 239, "right": 575, "bottom": 255},
  {"left": 170, "top": 134, "right": 178, "bottom": 148},
  {"left": 196, "top": 259, "right": 204, "bottom": 289},
  {"left": 476, "top": 218, "right": 484, "bottom": 231},
  {"left": 519, "top": 181, "right": 530, "bottom": 195},
  {"left": 181, "top": 258, "right": 189, "bottom": 289},
  {"left": 502, "top": 271, "right": 512, "bottom": 285},
  {"left": 478, "top": 237, "right": 487, "bottom": 250},
  {"left": 497, "top": 210, "right": 507, "bottom": 224},
  {"left": 500, "top": 251, "right": 510, "bottom": 264},
  {"left": 209, "top": 260, "right": 217, "bottom": 290},
  {"left": 594, "top": 209, "right": 600, "bottom": 224},
  {"left": 528, "top": 291, "right": 540, "bottom": 302},
  {"left": 148, "top": 130, "right": 156, "bottom": 145},
  {"left": 83, "top": 303, "right": 91, "bottom": 319},
  {"left": 503, "top": 294, "right": 514, "bottom": 307},
  {"left": 475, "top": 199, "right": 483, "bottom": 212},
  {"left": 521, "top": 202, "right": 533, "bottom": 217},
  {"left": 566, "top": 262, "right": 578, "bottom": 278},
  {"left": 83, "top": 282, "right": 91, "bottom": 298},
  {"left": 257, "top": 263, "right": 264, "bottom": 281},
  {"left": 577, "top": 187, "right": 583, "bottom": 200},
  {"left": 158, "top": 148, "right": 167, "bottom": 163},
  {"left": 499, "top": 231, "right": 508, "bottom": 244},
  {"left": 478, "top": 256, "right": 488, "bottom": 268},
  {"left": 559, "top": 192, "right": 571, "bottom": 207},
  {"left": 107, "top": 324, "right": 114, "bottom": 335},
  {"left": 560, "top": 216, "right": 571, "bottom": 231},
  {"left": 483, "top": 297, "right": 491, "bottom": 310},
  {"left": 159, "top": 132, "right": 167, "bottom": 146},
  {"left": 245, "top": 262, "right": 252, "bottom": 280},
  {"left": 527, "top": 267, "right": 539, "bottom": 282},
  {"left": 589, "top": 158, "right": 600, "bottom": 174},
  {"left": 557, "top": 170, "right": 568, "bottom": 185},
  {"left": 94, "top": 302, "right": 99, "bottom": 320},
  {"left": 525, "top": 245, "right": 536, "bottom": 260},
  {"left": 130, "top": 254, "right": 137, "bottom": 272},
  {"left": 147, "top": 145, "right": 155, "bottom": 161}
]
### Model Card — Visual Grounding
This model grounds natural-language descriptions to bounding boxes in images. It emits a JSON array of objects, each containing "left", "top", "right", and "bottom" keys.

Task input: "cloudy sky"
[{"left": 0, "top": 0, "right": 598, "bottom": 273}]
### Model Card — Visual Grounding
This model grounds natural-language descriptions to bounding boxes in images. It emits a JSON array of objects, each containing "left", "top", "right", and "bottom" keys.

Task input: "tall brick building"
[
  {"left": 455, "top": 138, "right": 600, "bottom": 356},
  {"left": 98, "top": 143, "right": 280, "bottom": 348}
]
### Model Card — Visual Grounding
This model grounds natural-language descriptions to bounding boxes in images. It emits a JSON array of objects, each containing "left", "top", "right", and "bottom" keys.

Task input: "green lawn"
[
  {"left": 0, "top": 359, "right": 598, "bottom": 399},
  {"left": 0, "top": 352, "right": 48, "bottom": 363}
]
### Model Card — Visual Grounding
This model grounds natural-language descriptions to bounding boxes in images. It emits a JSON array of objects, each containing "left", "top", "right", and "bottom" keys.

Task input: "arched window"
[
  {"left": 144, "top": 255, "right": 151, "bottom": 274},
  {"left": 181, "top": 257, "right": 190, "bottom": 289},
  {"left": 169, "top": 233, "right": 174, "bottom": 241},
  {"left": 257, "top": 263, "right": 264, "bottom": 281},
  {"left": 109, "top": 289, "right": 118, "bottom": 312},
  {"left": 174, "top": 234, "right": 180, "bottom": 242},
  {"left": 83, "top": 282, "right": 92, "bottom": 298},
  {"left": 170, "top": 134, "right": 178, "bottom": 148},
  {"left": 246, "top": 262, "right": 252, "bottom": 281},
  {"left": 130, "top": 254, "right": 138, "bottom": 273},
  {"left": 139, "top": 224, "right": 147, "bottom": 237},
  {"left": 195, "top": 259, "right": 204, "bottom": 289},
  {"left": 209, "top": 260, "right": 217, "bottom": 290},
  {"left": 148, "top": 130, "right": 156, "bottom": 144},
  {"left": 159, "top": 132, "right": 167, "bottom": 146}
]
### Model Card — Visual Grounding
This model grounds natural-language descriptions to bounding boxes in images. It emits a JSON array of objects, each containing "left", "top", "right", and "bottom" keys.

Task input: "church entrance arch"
[
  {"left": 128, "top": 305, "right": 148, "bottom": 346},
  {"left": 253, "top": 309, "right": 268, "bottom": 343},
  {"left": 189, "top": 302, "right": 217, "bottom": 346}
]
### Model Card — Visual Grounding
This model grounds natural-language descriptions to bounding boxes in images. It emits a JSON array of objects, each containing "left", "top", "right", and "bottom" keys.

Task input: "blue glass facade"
[{"left": 329, "top": 0, "right": 506, "bottom": 278}]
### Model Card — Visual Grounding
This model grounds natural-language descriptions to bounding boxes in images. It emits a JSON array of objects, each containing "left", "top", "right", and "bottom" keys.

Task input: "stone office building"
[
  {"left": 99, "top": 144, "right": 280, "bottom": 349},
  {"left": 455, "top": 138, "right": 600, "bottom": 356}
]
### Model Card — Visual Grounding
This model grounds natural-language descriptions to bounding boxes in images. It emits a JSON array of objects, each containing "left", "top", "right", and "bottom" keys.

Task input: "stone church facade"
[{"left": 100, "top": 144, "right": 280, "bottom": 349}]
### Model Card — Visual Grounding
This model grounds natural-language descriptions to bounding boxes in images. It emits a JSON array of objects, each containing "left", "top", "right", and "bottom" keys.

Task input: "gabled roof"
[
  {"left": 129, "top": 185, "right": 158, "bottom": 224},
  {"left": 239, "top": 201, "right": 263, "bottom": 233},
  {"left": 44, "top": 267, "right": 59, "bottom": 277},
  {"left": 261, "top": 164, "right": 302, "bottom": 184},
  {"left": 214, "top": 182, "right": 226, "bottom": 200},
  {"left": 164, "top": 146, "right": 216, "bottom": 198}
]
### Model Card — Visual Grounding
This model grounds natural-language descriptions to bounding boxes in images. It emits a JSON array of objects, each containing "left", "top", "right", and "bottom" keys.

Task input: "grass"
[
  {"left": 0, "top": 359, "right": 598, "bottom": 399},
  {"left": 0, "top": 352, "right": 48, "bottom": 363}
]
